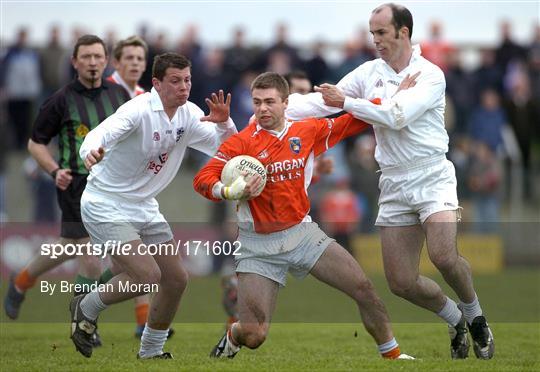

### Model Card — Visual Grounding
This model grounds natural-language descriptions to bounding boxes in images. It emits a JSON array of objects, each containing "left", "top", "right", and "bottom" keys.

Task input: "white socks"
[
  {"left": 437, "top": 296, "right": 462, "bottom": 327},
  {"left": 226, "top": 323, "right": 241, "bottom": 354},
  {"left": 139, "top": 325, "right": 169, "bottom": 359},
  {"left": 460, "top": 294, "right": 483, "bottom": 324},
  {"left": 80, "top": 292, "right": 107, "bottom": 321},
  {"left": 378, "top": 338, "right": 398, "bottom": 354}
]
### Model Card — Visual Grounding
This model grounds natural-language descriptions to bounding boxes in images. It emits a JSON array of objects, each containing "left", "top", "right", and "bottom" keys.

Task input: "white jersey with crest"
[
  {"left": 286, "top": 45, "right": 448, "bottom": 169},
  {"left": 80, "top": 88, "right": 237, "bottom": 201}
]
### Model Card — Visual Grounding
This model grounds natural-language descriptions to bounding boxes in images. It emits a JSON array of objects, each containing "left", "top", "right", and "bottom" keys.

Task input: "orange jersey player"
[{"left": 193, "top": 72, "right": 414, "bottom": 361}]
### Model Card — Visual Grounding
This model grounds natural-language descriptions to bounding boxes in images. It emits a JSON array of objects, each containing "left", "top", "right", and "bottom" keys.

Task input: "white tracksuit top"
[
  {"left": 286, "top": 45, "right": 448, "bottom": 169},
  {"left": 80, "top": 88, "right": 237, "bottom": 201}
]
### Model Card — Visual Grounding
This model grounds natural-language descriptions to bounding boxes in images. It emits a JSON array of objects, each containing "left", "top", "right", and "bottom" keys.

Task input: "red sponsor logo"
[{"left": 147, "top": 152, "right": 168, "bottom": 174}]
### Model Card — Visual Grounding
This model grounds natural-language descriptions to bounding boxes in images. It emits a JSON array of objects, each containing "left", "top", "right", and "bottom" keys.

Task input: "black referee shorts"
[{"left": 56, "top": 174, "right": 89, "bottom": 239}]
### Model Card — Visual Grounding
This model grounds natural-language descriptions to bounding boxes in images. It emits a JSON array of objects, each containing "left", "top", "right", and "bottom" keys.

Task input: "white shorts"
[
  {"left": 235, "top": 222, "right": 334, "bottom": 286},
  {"left": 80, "top": 186, "right": 173, "bottom": 246},
  {"left": 376, "top": 155, "right": 460, "bottom": 226}
]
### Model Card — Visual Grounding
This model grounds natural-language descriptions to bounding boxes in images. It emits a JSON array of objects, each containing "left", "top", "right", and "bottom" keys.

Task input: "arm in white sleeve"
[
  {"left": 342, "top": 70, "right": 445, "bottom": 130},
  {"left": 286, "top": 65, "right": 365, "bottom": 120},
  {"left": 285, "top": 92, "right": 342, "bottom": 120},
  {"left": 336, "top": 66, "right": 365, "bottom": 98},
  {"left": 189, "top": 116, "right": 237, "bottom": 157},
  {"left": 79, "top": 102, "right": 140, "bottom": 161}
]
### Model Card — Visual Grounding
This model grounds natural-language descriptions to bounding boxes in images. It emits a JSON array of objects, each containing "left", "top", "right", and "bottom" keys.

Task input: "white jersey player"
[
  {"left": 70, "top": 52, "right": 237, "bottom": 360},
  {"left": 286, "top": 3, "right": 494, "bottom": 360}
]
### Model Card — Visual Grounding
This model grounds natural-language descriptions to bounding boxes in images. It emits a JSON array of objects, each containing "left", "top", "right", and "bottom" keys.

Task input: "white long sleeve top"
[
  {"left": 80, "top": 88, "right": 237, "bottom": 201},
  {"left": 286, "top": 45, "right": 448, "bottom": 169}
]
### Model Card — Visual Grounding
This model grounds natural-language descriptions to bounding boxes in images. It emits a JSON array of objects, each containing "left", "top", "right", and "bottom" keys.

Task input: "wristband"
[{"left": 50, "top": 168, "right": 60, "bottom": 180}]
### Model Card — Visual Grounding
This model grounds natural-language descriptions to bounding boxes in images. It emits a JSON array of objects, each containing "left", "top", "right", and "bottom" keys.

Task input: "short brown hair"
[
  {"left": 251, "top": 72, "right": 289, "bottom": 100},
  {"left": 72, "top": 34, "right": 107, "bottom": 58},
  {"left": 152, "top": 52, "right": 191, "bottom": 81},
  {"left": 112, "top": 35, "right": 148, "bottom": 61}
]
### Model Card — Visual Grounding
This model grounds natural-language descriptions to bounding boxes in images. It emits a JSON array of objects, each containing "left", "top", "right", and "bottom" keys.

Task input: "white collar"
[
  {"left": 255, "top": 119, "right": 291, "bottom": 139},
  {"left": 411, "top": 44, "right": 422, "bottom": 61},
  {"left": 381, "top": 44, "right": 422, "bottom": 74},
  {"left": 150, "top": 88, "right": 164, "bottom": 112}
]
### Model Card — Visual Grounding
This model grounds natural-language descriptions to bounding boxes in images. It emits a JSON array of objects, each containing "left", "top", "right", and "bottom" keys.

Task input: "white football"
[{"left": 221, "top": 155, "right": 267, "bottom": 197}]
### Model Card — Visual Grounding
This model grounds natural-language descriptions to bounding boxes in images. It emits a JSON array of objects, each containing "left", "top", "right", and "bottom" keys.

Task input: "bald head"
[
  {"left": 369, "top": 3, "right": 414, "bottom": 72},
  {"left": 372, "top": 3, "right": 413, "bottom": 39}
]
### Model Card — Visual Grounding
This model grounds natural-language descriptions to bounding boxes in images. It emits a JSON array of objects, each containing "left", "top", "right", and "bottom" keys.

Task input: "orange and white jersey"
[
  {"left": 194, "top": 113, "right": 369, "bottom": 234},
  {"left": 107, "top": 71, "right": 145, "bottom": 98}
]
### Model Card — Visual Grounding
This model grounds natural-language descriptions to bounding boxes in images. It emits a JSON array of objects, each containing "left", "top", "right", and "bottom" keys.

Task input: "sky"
[{"left": 1, "top": 0, "right": 539, "bottom": 48}]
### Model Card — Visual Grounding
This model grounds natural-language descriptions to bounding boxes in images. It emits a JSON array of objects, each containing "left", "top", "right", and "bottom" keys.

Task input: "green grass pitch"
[{"left": 1, "top": 269, "right": 539, "bottom": 371}]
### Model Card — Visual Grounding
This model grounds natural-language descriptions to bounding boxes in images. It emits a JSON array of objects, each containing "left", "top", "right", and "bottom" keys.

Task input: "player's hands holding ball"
[
  {"left": 242, "top": 173, "right": 264, "bottom": 200},
  {"left": 223, "top": 173, "right": 263, "bottom": 200},
  {"left": 221, "top": 155, "right": 267, "bottom": 200}
]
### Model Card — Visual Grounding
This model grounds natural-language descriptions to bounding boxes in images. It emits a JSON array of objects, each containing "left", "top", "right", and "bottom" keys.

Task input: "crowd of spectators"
[{"left": 1, "top": 20, "right": 538, "bottom": 233}]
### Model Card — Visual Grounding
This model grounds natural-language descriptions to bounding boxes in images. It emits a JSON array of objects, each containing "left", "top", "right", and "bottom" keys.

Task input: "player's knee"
[
  {"left": 387, "top": 277, "right": 415, "bottom": 299},
  {"left": 136, "top": 266, "right": 161, "bottom": 286},
  {"left": 176, "top": 266, "right": 189, "bottom": 288},
  {"left": 243, "top": 326, "right": 267, "bottom": 349},
  {"left": 430, "top": 252, "right": 457, "bottom": 273},
  {"left": 162, "top": 265, "right": 189, "bottom": 292},
  {"left": 352, "top": 278, "right": 376, "bottom": 301}
]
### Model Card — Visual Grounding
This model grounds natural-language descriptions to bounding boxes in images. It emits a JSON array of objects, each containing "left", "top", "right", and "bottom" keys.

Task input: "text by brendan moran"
[{"left": 40, "top": 281, "right": 159, "bottom": 296}]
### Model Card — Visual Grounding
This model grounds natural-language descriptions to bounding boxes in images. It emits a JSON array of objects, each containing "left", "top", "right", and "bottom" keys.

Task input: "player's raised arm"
[
  {"left": 189, "top": 91, "right": 237, "bottom": 157},
  {"left": 200, "top": 89, "right": 232, "bottom": 123}
]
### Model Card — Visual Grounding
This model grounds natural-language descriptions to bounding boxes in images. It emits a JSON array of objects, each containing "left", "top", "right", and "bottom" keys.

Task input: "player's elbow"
[
  {"left": 387, "top": 103, "right": 408, "bottom": 129},
  {"left": 135, "top": 266, "right": 162, "bottom": 287},
  {"left": 387, "top": 100, "right": 429, "bottom": 130},
  {"left": 192, "top": 181, "right": 210, "bottom": 200},
  {"left": 27, "top": 138, "right": 40, "bottom": 156},
  {"left": 194, "top": 172, "right": 222, "bottom": 201}
]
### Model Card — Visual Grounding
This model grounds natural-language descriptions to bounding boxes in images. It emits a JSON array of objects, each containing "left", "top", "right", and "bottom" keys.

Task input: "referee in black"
[{"left": 4, "top": 35, "right": 130, "bottom": 340}]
